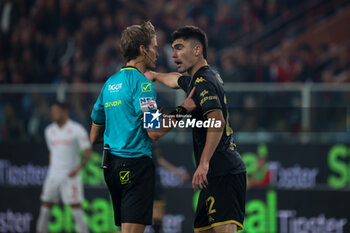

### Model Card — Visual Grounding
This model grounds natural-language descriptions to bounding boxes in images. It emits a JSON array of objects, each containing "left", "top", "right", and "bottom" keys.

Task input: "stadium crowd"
[
  {"left": 0, "top": 0, "right": 349, "bottom": 142},
  {"left": 1, "top": 0, "right": 349, "bottom": 85}
]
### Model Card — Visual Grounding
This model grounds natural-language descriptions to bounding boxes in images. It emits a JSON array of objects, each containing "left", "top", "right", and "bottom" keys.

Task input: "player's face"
[
  {"left": 172, "top": 38, "right": 197, "bottom": 73},
  {"left": 145, "top": 36, "right": 159, "bottom": 70},
  {"left": 50, "top": 105, "right": 66, "bottom": 124}
]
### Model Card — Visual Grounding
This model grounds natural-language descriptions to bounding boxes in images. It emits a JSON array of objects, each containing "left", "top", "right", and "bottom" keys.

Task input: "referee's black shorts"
[
  {"left": 194, "top": 172, "right": 246, "bottom": 232},
  {"left": 104, "top": 154, "right": 155, "bottom": 226}
]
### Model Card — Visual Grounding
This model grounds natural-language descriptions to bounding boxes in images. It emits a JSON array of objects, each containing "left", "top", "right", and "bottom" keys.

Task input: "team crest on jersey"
[
  {"left": 195, "top": 77, "right": 206, "bottom": 84},
  {"left": 108, "top": 83, "right": 122, "bottom": 92},
  {"left": 139, "top": 97, "right": 157, "bottom": 112}
]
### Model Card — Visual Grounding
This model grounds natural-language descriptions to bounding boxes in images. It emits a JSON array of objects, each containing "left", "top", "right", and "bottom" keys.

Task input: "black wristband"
[
  {"left": 176, "top": 106, "right": 187, "bottom": 115},
  {"left": 170, "top": 106, "right": 188, "bottom": 120}
]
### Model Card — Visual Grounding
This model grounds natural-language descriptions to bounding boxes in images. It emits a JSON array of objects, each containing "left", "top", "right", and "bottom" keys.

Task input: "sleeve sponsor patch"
[
  {"left": 200, "top": 95, "right": 218, "bottom": 106},
  {"left": 139, "top": 97, "right": 158, "bottom": 112}
]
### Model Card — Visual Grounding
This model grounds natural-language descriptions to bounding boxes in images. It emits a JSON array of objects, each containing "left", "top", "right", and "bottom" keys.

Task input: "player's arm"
[
  {"left": 90, "top": 123, "right": 105, "bottom": 144},
  {"left": 145, "top": 71, "right": 181, "bottom": 89},
  {"left": 80, "top": 148, "right": 92, "bottom": 169},
  {"left": 192, "top": 110, "right": 225, "bottom": 191},
  {"left": 69, "top": 148, "right": 93, "bottom": 177},
  {"left": 146, "top": 87, "right": 196, "bottom": 140},
  {"left": 157, "top": 156, "right": 190, "bottom": 181},
  {"left": 70, "top": 126, "right": 94, "bottom": 177}
]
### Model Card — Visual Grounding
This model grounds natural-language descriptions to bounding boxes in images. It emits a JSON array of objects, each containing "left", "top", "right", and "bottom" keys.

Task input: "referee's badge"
[{"left": 119, "top": 171, "right": 131, "bottom": 184}]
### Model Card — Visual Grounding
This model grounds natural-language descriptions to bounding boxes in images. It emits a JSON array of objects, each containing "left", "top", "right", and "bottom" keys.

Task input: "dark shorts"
[
  {"left": 104, "top": 155, "right": 155, "bottom": 226},
  {"left": 194, "top": 172, "right": 246, "bottom": 232}
]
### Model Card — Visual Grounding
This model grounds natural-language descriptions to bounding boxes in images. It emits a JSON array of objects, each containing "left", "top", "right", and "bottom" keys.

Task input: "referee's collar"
[{"left": 121, "top": 66, "right": 139, "bottom": 71}]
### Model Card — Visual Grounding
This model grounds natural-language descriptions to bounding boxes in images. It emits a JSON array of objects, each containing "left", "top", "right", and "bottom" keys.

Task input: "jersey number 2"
[{"left": 206, "top": 196, "right": 217, "bottom": 215}]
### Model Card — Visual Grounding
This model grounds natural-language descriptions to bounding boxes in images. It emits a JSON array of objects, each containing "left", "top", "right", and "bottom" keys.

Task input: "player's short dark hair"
[
  {"left": 171, "top": 26, "right": 208, "bottom": 59},
  {"left": 52, "top": 100, "right": 69, "bottom": 111},
  {"left": 120, "top": 21, "right": 156, "bottom": 62}
]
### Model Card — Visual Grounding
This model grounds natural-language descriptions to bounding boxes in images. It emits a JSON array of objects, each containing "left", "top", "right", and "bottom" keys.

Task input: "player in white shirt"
[{"left": 36, "top": 101, "right": 92, "bottom": 233}]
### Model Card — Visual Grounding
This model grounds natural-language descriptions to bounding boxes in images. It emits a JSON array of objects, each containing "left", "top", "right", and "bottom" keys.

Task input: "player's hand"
[
  {"left": 181, "top": 87, "right": 196, "bottom": 113},
  {"left": 144, "top": 71, "right": 157, "bottom": 82},
  {"left": 68, "top": 167, "right": 80, "bottom": 177},
  {"left": 192, "top": 162, "right": 209, "bottom": 191},
  {"left": 175, "top": 170, "right": 190, "bottom": 181}
]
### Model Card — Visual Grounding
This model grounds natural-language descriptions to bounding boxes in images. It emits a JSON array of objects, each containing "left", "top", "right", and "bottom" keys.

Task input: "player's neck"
[
  {"left": 57, "top": 118, "right": 68, "bottom": 128},
  {"left": 126, "top": 58, "right": 146, "bottom": 74},
  {"left": 189, "top": 59, "right": 208, "bottom": 77}
]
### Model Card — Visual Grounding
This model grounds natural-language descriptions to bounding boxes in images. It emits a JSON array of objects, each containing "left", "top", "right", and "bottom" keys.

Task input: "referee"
[
  {"left": 146, "top": 26, "right": 247, "bottom": 233},
  {"left": 89, "top": 21, "right": 195, "bottom": 233}
]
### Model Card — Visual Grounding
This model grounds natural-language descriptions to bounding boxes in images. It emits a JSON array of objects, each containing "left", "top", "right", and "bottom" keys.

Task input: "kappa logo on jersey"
[
  {"left": 139, "top": 97, "right": 157, "bottom": 112},
  {"left": 108, "top": 83, "right": 122, "bottom": 92},
  {"left": 143, "top": 110, "right": 161, "bottom": 129},
  {"left": 200, "top": 89, "right": 208, "bottom": 97},
  {"left": 195, "top": 77, "right": 206, "bottom": 84}
]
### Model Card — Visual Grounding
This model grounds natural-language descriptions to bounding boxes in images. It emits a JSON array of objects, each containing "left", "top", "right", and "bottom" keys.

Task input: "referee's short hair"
[
  {"left": 172, "top": 26, "right": 208, "bottom": 59},
  {"left": 120, "top": 21, "right": 156, "bottom": 62}
]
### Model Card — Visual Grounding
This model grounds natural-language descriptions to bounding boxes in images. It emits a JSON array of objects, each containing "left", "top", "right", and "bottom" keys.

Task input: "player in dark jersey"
[{"left": 146, "top": 26, "right": 246, "bottom": 233}]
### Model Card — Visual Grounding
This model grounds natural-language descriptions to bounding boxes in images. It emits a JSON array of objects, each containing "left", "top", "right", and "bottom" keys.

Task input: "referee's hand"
[{"left": 192, "top": 162, "right": 209, "bottom": 191}]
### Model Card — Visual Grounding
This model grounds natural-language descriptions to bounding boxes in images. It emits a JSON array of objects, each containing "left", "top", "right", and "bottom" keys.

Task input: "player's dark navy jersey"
[{"left": 178, "top": 65, "right": 246, "bottom": 177}]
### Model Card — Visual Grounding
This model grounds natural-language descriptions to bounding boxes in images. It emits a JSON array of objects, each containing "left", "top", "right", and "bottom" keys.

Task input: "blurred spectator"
[
  {"left": 1, "top": 104, "right": 26, "bottom": 141},
  {"left": 252, "top": 51, "right": 272, "bottom": 82},
  {"left": 220, "top": 48, "right": 236, "bottom": 82},
  {"left": 240, "top": 1, "right": 262, "bottom": 33},
  {"left": 0, "top": 0, "right": 20, "bottom": 59},
  {"left": 0, "top": 0, "right": 347, "bottom": 85},
  {"left": 33, "top": 0, "right": 60, "bottom": 35},
  {"left": 0, "top": 0, "right": 20, "bottom": 36},
  {"left": 53, "top": 63, "right": 72, "bottom": 84},
  {"left": 27, "top": 94, "right": 51, "bottom": 141},
  {"left": 294, "top": 43, "right": 314, "bottom": 82},
  {"left": 264, "top": 0, "right": 279, "bottom": 23},
  {"left": 213, "top": 3, "right": 236, "bottom": 48},
  {"left": 155, "top": 29, "right": 174, "bottom": 71}
]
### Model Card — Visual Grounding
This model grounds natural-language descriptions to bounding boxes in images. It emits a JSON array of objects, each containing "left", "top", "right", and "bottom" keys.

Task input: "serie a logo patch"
[{"left": 139, "top": 97, "right": 157, "bottom": 112}]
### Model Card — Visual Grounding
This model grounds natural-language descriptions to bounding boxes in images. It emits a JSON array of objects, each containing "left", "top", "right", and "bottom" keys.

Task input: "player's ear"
[{"left": 194, "top": 45, "right": 202, "bottom": 57}]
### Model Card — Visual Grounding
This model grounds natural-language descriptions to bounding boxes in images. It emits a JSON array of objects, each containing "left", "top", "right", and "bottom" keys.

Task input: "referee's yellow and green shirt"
[{"left": 91, "top": 66, "right": 157, "bottom": 158}]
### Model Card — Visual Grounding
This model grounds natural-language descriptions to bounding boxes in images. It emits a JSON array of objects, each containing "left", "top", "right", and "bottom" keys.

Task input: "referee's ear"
[{"left": 139, "top": 45, "right": 147, "bottom": 57}]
